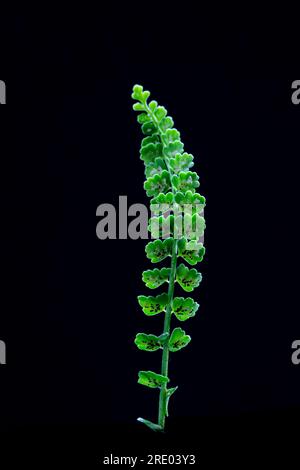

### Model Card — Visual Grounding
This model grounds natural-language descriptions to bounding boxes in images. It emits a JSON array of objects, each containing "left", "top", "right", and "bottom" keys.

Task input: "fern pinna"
[{"left": 132, "top": 85, "right": 206, "bottom": 432}]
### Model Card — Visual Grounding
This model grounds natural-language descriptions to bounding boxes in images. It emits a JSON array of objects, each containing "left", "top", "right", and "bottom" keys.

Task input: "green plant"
[{"left": 132, "top": 84, "right": 206, "bottom": 432}]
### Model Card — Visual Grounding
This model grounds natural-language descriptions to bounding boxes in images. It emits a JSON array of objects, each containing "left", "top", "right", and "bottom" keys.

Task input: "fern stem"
[{"left": 158, "top": 237, "right": 178, "bottom": 429}]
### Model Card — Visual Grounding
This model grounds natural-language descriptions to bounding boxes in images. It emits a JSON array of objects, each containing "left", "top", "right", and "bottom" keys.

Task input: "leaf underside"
[
  {"left": 138, "top": 370, "right": 169, "bottom": 388},
  {"left": 169, "top": 327, "right": 191, "bottom": 352}
]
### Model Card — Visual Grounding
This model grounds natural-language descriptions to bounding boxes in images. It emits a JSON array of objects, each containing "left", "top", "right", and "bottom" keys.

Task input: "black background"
[{"left": 1, "top": 7, "right": 300, "bottom": 467}]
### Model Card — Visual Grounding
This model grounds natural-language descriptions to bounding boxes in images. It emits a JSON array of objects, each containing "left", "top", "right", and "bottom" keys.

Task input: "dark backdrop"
[{"left": 0, "top": 8, "right": 299, "bottom": 466}]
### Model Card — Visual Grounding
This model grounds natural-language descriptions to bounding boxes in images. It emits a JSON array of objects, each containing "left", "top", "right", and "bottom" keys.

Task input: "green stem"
[
  {"left": 158, "top": 237, "right": 178, "bottom": 429},
  {"left": 144, "top": 101, "right": 178, "bottom": 431}
]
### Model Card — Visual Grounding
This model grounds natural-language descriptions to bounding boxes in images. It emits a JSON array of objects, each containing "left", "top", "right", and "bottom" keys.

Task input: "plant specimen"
[{"left": 132, "top": 85, "right": 206, "bottom": 432}]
